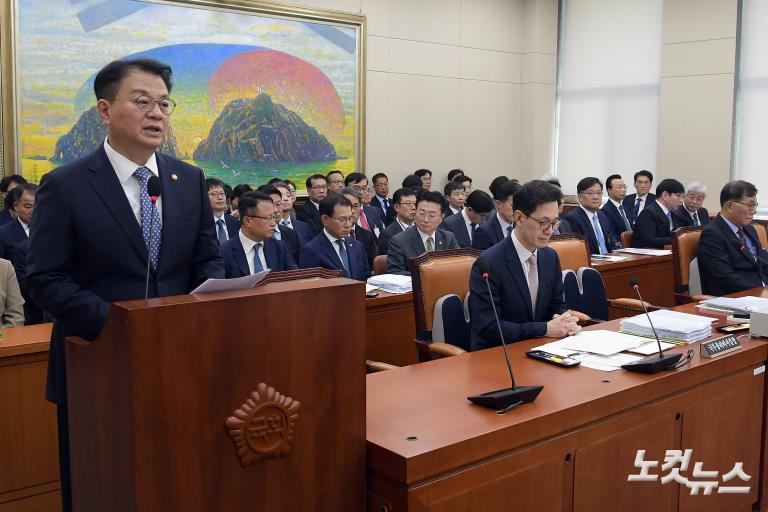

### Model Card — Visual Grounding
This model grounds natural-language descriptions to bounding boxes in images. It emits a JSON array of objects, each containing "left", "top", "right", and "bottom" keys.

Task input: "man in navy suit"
[
  {"left": 472, "top": 180, "right": 520, "bottom": 250},
  {"left": 442, "top": 181, "right": 465, "bottom": 217},
  {"left": 344, "top": 172, "right": 385, "bottom": 237},
  {"left": 699, "top": 181, "right": 767, "bottom": 296},
  {"left": 441, "top": 190, "right": 494, "bottom": 248},
  {"left": 369, "top": 172, "right": 395, "bottom": 225},
  {"left": 9, "top": 239, "right": 44, "bottom": 325},
  {"left": 387, "top": 191, "right": 460, "bottom": 275},
  {"left": 257, "top": 184, "right": 303, "bottom": 263},
  {"left": 295, "top": 174, "right": 327, "bottom": 236},
  {"left": 601, "top": 174, "right": 632, "bottom": 243},
  {"left": 341, "top": 188, "right": 379, "bottom": 268},
  {"left": 274, "top": 182, "right": 313, "bottom": 245},
  {"left": 220, "top": 191, "right": 297, "bottom": 277},
  {"left": 0, "top": 183, "right": 36, "bottom": 260},
  {"left": 377, "top": 187, "right": 417, "bottom": 255},
  {"left": 565, "top": 177, "right": 618, "bottom": 254},
  {"left": 299, "top": 195, "right": 369, "bottom": 280},
  {"left": 25, "top": 59, "right": 224, "bottom": 512},
  {"left": 326, "top": 170, "right": 345, "bottom": 196},
  {"left": 632, "top": 178, "right": 685, "bottom": 248},
  {"left": 623, "top": 170, "right": 656, "bottom": 228},
  {"left": 207, "top": 178, "right": 239, "bottom": 243},
  {"left": 469, "top": 180, "right": 580, "bottom": 351},
  {"left": 674, "top": 182, "right": 710, "bottom": 228},
  {"left": 0, "top": 175, "right": 27, "bottom": 226}
]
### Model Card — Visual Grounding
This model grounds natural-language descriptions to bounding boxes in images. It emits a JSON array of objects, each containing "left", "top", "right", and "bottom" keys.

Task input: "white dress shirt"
[
  {"left": 239, "top": 231, "right": 267, "bottom": 274},
  {"left": 510, "top": 228, "right": 537, "bottom": 287},
  {"left": 214, "top": 212, "right": 229, "bottom": 241},
  {"left": 579, "top": 204, "right": 605, "bottom": 241},
  {"left": 417, "top": 227, "right": 437, "bottom": 250},
  {"left": 497, "top": 212, "right": 513, "bottom": 238},
  {"left": 324, "top": 229, "right": 345, "bottom": 260},
  {"left": 461, "top": 209, "right": 474, "bottom": 241},
  {"left": 104, "top": 138, "right": 163, "bottom": 225},
  {"left": 18, "top": 218, "right": 29, "bottom": 237},
  {"left": 396, "top": 218, "right": 413, "bottom": 231},
  {"left": 655, "top": 200, "right": 673, "bottom": 230},
  {"left": 635, "top": 194, "right": 649, "bottom": 215}
]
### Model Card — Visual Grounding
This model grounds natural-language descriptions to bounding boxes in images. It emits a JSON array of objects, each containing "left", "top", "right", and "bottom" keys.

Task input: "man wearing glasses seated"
[
  {"left": 468, "top": 180, "right": 580, "bottom": 351},
  {"left": 699, "top": 180, "right": 768, "bottom": 296},
  {"left": 207, "top": 177, "right": 240, "bottom": 244},
  {"left": 296, "top": 174, "right": 328, "bottom": 236},
  {"left": 564, "top": 177, "right": 618, "bottom": 255}
]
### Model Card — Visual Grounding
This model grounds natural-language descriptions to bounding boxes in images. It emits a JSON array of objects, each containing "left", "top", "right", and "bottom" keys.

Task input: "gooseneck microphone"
[
  {"left": 467, "top": 260, "right": 543, "bottom": 413},
  {"left": 620, "top": 277, "right": 683, "bottom": 374},
  {"left": 144, "top": 175, "right": 163, "bottom": 300}
]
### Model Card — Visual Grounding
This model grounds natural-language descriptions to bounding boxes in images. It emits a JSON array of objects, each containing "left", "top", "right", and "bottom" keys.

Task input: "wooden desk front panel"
[
  {"left": 593, "top": 254, "right": 675, "bottom": 311},
  {"left": 366, "top": 292, "right": 418, "bottom": 367}
]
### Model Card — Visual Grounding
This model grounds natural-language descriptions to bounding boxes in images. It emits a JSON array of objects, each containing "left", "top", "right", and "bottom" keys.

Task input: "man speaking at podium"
[{"left": 26, "top": 59, "right": 224, "bottom": 512}]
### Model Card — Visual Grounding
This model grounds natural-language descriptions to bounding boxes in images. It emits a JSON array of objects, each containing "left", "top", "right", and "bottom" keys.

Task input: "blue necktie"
[
  {"left": 592, "top": 213, "right": 608, "bottom": 254},
  {"left": 618, "top": 203, "right": 631, "bottom": 231},
  {"left": 216, "top": 218, "right": 227, "bottom": 244},
  {"left": 506, "top": 225, "right": 513, "bottom": 238},
  {"left": 633, "top": 197, "right": 641, "bottom": 220},
  {"left": 336, "top": 239, "right": 350, "bottom": 276},
  {"left": 273, "top": 226, "right": 282, "bottom": 241},
  {"left": 667, "top": 212, "right": 674, "bottom": 231},
  {"left": 133, "top": 166, "right": 161, "bottom": 269},
  {"left": 693, "top": 211, "right": 700, "bottom": 226},
  {"left": 253, "top": 242, "right": 264, "bottom": 273}
]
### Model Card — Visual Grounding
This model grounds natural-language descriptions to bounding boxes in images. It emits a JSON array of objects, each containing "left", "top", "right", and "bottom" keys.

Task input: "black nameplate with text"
[{"left": 700, "top": 334, "right": 741, "bottom": 359}]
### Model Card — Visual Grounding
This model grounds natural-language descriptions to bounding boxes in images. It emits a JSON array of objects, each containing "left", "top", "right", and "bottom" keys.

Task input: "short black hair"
[
  {"left": 465, "top": 190, "right": 494, "bottom": 214},
  {"left": 0, "top": 175, "right": 27, "bottom": 194},
  {"left": 393, "top": 187, "right": 417, "bottom": 204},
  {"left": 205, "top": 178, "right": 226, "bottom": 191},
  {"left": 9, "top": 183, "right": 38, "bottom": 211},
  {"left": 306, "top": 174, "right": 326, "bottom": 189},
  {"left": 513, "top": 180, "right": 563, "bottom": 216},
  {"left": 344, "top": 172, "right": 367, "bottom": 186},
  {"left": 319, "top": 194, "right": 352, "bottom": 217},
  {"left": 238, "top": 191, "right": 273, "bottom": 219},
  {"left": 444, "top": 181, "right": 464, "bottom": 195},
  {"left": 634, "top": 170, "right": 653, "bottom": 183},
  {"left": 454, "top": 174, "right": 472, "bottom": 185},
  {"left": 655, "top": 178, "right": 684, "bottom": 196},
  {"left": 489, "top": 176, "right": 510, "bottom": 197},
  {"left": 494, "top": 180, "right": 521, "bottom": 202},
  {"left": 417, "top": 190, "right": 446, "bottom": 209},
  {"left": 402, "top": 175, "right": 423, "bottom": 189},
  {"left": 326, "top": 170, "right": 344, "bottom": 181},
  {"left": 414, "top": 169, "right": 432, "bottom": 178},
  {"left": 93, "top": 59, "right": 173, "bottom": 101},
  {"left": 232, "top": 183, "right": 253, "bottom": 199},
  {"left": 545, "top": 178, "right": 561, "bottom": 188},
  {"left": 284, "top": 179, "right": 296, "bottom": 189},
  {"left": 720, "top": 180, "right": 757, "bottom": 206},
  {"left": 447, "top": 168, "right": 464, "bottom": 181},
  {"left": 256, "top": 184, "right": 281, "bottom": 198},
  {"left": 606, "top": 174, "right": 623, "bottom": 189},
  {"left": 371, "top": 172, "right": 388, "bottom": 185},
  {"left": 267, "top": 177, "right": 283, "bottom": 185},
  {"left": 576, "top": 177, "right": 603, "bottom": 194}
]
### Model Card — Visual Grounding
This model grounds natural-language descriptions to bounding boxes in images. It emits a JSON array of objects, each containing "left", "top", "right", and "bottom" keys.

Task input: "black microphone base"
[
  {"left": 468, "top": 385, "right": 543, "bottom": 410},
  {"left": 621, "top": 353, "right": 682, "bottom": 374}
]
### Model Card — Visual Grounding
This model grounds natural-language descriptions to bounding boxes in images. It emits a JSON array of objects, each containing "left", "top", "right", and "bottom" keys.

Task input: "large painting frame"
[{"left": 0, "top": 0, "right": 366, "bottom": 193}]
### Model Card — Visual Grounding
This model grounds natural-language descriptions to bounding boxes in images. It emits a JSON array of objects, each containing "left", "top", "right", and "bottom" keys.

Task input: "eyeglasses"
[
  {"left": 353, "top": 186, "right": 371, "bottom": 193},
  {"left": 130, "top": 95, "right": 176, "bottom": 114},
  {"left": 329, "top": 180, "right": 344, "bottom": 185},
  {"left": 416, "top": 209, "right": 440, "bottom": 220},
  {"left": 244, "top": 214, "right": 276, "bottom": 223},
  {"left": 733, "top": 201, "right": 759, "bottom": 212},
  {"left": 580, "top": 191, "right": 603, "bottom": 197},
  {"left": 208, "top": 191, "right": 226, "bottom": 198},
  {"left": 331, "top": 216, "right": 354, "bottom": 224},
  {"left": 524, "top": 213, "right": 561, "bottom": 231},
  {"left": 310, "top": 185, "right": 328, "bottom": 191},
  {"left": 397, "top": 201, "right": 417, "bottom": 207}
]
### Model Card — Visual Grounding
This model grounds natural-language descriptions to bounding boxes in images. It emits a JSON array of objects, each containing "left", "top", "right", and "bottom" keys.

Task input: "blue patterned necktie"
[
  {"left": 253, "top": 242, "right": 264, "bottom": 273},
  {"left": 133, "top": 166, "right": 161, "bottom": 269},
  {"left": 667, "top": 212, "right": 674, "bottom": 231},
  {"left": 336, "top": 239, "right": 350, "bottom": 275},
  {"left": 592, "top": 213, "right": 608, "bottom": 254},
  {"left": 506, "top": 225, "right": 513, "bottom": 238},
  {"left": 216, "top": 219, "right": 227, "bottom": 244}
]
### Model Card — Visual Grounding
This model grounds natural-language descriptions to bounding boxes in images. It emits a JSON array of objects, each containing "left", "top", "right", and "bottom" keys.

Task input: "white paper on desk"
[
  {"left": 365, "top": 283, "right": 379, "bottom": 293},
  {"left": 590, "top": 255, "right": 629, "bottom": 262},
  {"left": 555, "top": 330, "right": 650, "bottom": 356},
  {"left": 615, "top": 248, "right": 672, "bottom": 256},
  {"left": 191, "top": 270, "right": 270, "bottom": 294},
  {"left": 579, "top": 353, "right": 643, "bottom": 371},
  {"left": 627, "top": 340, "right": 676, "bottom": 355}
]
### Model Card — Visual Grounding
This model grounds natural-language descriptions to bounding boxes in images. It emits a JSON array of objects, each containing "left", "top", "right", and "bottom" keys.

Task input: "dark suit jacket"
[
  {"left": 472, "top": 214, "right": 507, "bottom": 251},
  {"left": 377, "top": 220, "right": 406, "bottom": 255},
  {"left": 370, "top": 196, "right": 395, "bottom": 225},
  {"left": 220, "top": 234, "right": 297, "bottom": 277},
  {"left": 632, "top": 201, "right": 677, "bottom": 248},
  {"left": 565, "top": 207, "right": 617, "bottom": 255},
  {"left": 442, "top": 205, "right": 462, "bottom": 218},
  {"left": 601, "top": 200, "right": 631, "bottom": 242},
  {"left": 285, "top": 218, "right": 313, "bottom": 246},
  {"left": 295, "top": 200, "right": 323, "bottom": 236},
  {"left": 299, "top": 232, "right": 369, "bottom": 281},
  {"left": 440, "top": 211, "right": 472, "bottom": 248},
  {"left": 9, "top": 239, "right": 44, "bottom": 325},
  {"left": 26, "top": 146, "right": 224, "bottom": 404},
  {"left": 623, "top": 193, "right": 656, "bottom": 227},
  {"left": 221, "top": 213, "right": 240, "bottom": 239},
  {"left": 673, "top": 207, "right": 710, "bottom": 228},
  {"left": 0, "top": 209, "right": 12, "bottom": 226},
  {"left": 387, "top": 226, "right": 460, "bottom": 275},
  {"left": 554, "top": 218, "right": 572, "bottom": 235},
  {"left": 698, "top": 215, "right": 768, "bottom": 296},
  {"left": 353, "top": 224, "right": 378, "bottom": 267},
  {"left": 468, "top": 236, "right": 568, "bottom": 351},
  {"left": 276, "top": 224, "right": 301, "bottom": 264},
  {"left": 0, "top": 218, "right": 27, "bottom": 260},
  {"left": 362, "top": 204, "right": 385, "bottom": 236}
]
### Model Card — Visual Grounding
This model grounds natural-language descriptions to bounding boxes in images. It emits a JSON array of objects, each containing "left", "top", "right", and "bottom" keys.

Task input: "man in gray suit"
[
  {"left": 387, "top": 191, "right": 460, "bottom": 275},
  {"left": 377, "top": 187, "right": 417, "bottom": 255}
]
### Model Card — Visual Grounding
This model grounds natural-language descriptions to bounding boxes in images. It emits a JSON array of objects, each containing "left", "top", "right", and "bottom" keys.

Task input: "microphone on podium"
[
  {"left": 620, "top": 277, "right": 683, "bottom": 374},
  {"left": 467, "top": 260, "right": 543, "bottom": 414},
  {"left": 144, "top": 176, "right": 163, "bottom": 299}
]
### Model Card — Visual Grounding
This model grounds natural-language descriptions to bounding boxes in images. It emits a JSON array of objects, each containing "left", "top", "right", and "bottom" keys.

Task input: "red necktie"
[{"left": 360, "top": 211, "right": 370, "bottom": 231}]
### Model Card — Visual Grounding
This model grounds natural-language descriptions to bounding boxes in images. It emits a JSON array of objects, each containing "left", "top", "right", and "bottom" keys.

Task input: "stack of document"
[
  {"left": 698, "top": 296, "right": 768, "bottom": 315},
  {"left": 616, "top": 248, "right": 672, "bottom": 256},
  {"left": 620, "top": 309, "right": 714, "bottom": 343},
  {"left": 367, "top": 274, "right": 412, "bottom": 294}
]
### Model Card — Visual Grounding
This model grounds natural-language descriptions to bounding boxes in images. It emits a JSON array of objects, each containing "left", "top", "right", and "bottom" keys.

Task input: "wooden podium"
[{"left": 66, "top": 277, "right": 366, "bottom": 511}]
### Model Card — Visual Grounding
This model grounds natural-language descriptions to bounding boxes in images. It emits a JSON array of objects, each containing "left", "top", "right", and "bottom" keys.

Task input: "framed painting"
[{"left": 0, "top": 0, "right": 366, "bottom": 193}]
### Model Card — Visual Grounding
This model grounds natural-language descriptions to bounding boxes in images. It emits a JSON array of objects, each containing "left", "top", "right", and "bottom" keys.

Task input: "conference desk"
[
  {"left": 592, "top": 252, "right": 675, "bottom": 309},
  {"left": 367, "top": 288, "right": 768, "bottom": 511}
]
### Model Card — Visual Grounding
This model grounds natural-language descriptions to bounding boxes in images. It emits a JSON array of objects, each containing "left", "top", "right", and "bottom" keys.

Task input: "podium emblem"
[{"left": 225, "top": 383, "right": 301, "bottom": 466}]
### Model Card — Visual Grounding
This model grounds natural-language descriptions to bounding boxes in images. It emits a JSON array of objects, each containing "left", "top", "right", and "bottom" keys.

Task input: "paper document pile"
[
  {"left": 615, "top": 248, "right": 672, "bottom": 256},
  {"left": 698, "top": 296, "right": 768, "bottom": 315},
  {"left": 367, "top": 274, "right": 412, "bottom": 294},
  {"left": 620, "top": 309, "right": 713, "bottom": 343}
]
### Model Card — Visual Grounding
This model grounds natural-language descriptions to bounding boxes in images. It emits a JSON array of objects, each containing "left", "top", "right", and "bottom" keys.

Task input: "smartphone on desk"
[
  {"left": 526, "top": 350, "right": 581, "bottom": 368},
  {"left": 716, "top": 323, "right": 750, "bottom": 334}
]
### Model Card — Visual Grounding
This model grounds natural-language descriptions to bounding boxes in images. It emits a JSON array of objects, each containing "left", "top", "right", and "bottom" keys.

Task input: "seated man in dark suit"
[
  {"left": 10, "top": 239, "right": 44, "bottom": 324},
  {"left": 674, "top": 182, "right": 710, "bottom": 228},
  {"left": 273, "top": 182, "right": 313, "bottom": 245},
  {"left": 387, "top": 191, "right": 460, "bottom": 275},
  {"left": 698, "top": 180, "right": 767, "bottom": 296},
  {"left": 601, "top": 173, "right": 632, "bottom": 243},
  {"left": 632, "top": 178, "right": 684, "bottom": 248},
  {"left": 469, "top": 180, "right": 581, "bottom": 351},
  {"left": 0, "top": 175, "right": 27, "bottom": 226},
  {"left": 295, "top": 174, "right": 327, "bottom": 236},
  {"left": 220, "top": 192, "right": 297, "bottom": 277},
  {"left": 345, "top": 172, "right": 385, "bottom": 237},
  {"left": 472, "top": 180, "right": 520, "bottom": 250},
  {"left": 441, "top": 190, "right": 494, "bottom": 248},
  {"left": 326, "top": 170, "right": 345, "bottom": 196},
  {"left": 442, "top": 181, "right": 465, "bottom": 217},
  {"left": 341, "top": 187, "right": 379, "bottom": 268},
  {"left": 257, "top": 184, "right": 302, "bottom": 262},
  {"left": 0, "top": 183, "right": 37, "bottom": 260},
  {"left": 378, "top": 187, "right": 417, "bottom": 255},
  {"left": 623, "top": 170, "right": 656, "bottom": 228},
  {"left": 565, "top": 177, "right": 617, "bottom": 254},
  {"left": 207, "top": 178, "right": 239, "bottom": 244},
  {"left": 299, "top": 195, "right": 370, "bottom": 281},
  {"left": 369, "top": 172, "right": 396, "bottom": 225}
]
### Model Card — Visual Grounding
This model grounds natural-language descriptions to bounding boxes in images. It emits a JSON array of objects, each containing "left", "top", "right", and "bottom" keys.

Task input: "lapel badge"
[{"left": 171, "top": 173, "right": 178, "bottom": 181}]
